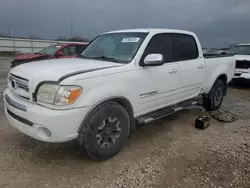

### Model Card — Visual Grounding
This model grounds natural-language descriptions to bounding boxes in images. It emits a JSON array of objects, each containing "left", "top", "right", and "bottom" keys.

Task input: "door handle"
[
  {"left": 169, "top": 69, "right": 178, "bottom": 74},
  {"left": 198, "top": 64, "right": 205, "bottom": 69}
]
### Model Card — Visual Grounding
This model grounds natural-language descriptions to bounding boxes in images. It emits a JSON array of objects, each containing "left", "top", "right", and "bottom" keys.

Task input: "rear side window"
[
  {"left": 62, "top": 46, "right": 76, "bottom": 56},
  {"left": 75, "top": 45, "right": 86, "bottom": 54},
  {"left": 141, "top": 34, "right": 174, "bottom": 63},
  {"left": 174, "top": 34, "right": 198, "bottom": 61}
]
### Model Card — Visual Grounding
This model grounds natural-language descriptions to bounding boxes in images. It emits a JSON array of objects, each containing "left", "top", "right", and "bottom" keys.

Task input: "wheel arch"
[
  {"left": 78, "top": 96, "right": 136, "bottom": 133},
  {"left": 203, "top": 74, "right": 228, "bottom": 110},
  {"left": 214, "top": 74, "right": 227, "bottom": 95}
]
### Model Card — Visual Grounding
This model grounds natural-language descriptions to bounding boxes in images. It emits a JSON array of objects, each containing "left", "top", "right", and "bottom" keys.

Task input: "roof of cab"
[
  {"left": 103, "top": 28, "right": 196, "bottom": 36},
  {"left": 236, "top": 43, "right": 250, "bottom": 46},
  {"left": 60, "top": 43, "right": 88, "bottom": 46}
]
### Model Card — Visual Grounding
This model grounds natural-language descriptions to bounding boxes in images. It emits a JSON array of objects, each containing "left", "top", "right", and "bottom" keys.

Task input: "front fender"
[{"left": 76, "top": 83, "right": 138, "bottom": 113}]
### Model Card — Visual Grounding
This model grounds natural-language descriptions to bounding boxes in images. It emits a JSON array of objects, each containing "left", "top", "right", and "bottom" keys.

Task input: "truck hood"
[
  {"left": 10, "top": 58, "right": 122, "bottom": 89},
  {"left": 234, "top": 55, "right": 250, "bottom": 61},
  {"left": 15, "top": 53, "right": 47, "bottom": 60}
]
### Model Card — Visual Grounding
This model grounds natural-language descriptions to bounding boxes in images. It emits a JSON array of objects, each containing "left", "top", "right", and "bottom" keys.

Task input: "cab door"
[
  {"left": 137, "top": 33, "right": 180, "bottom": 112},
  {"left": 173, "top": 34, "right": 205, "bottom": 99}
]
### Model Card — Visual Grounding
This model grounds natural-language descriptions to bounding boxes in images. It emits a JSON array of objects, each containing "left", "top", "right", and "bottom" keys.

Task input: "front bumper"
[
  {"left": 4, "top": 88, "right": 89, "bottom": 143},
  {"left": 234, "top": 70, "right": 250, "bottom": 80}
]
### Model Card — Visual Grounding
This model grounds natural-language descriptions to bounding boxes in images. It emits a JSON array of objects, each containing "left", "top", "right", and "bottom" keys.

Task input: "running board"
[{"left": 135, "top": 98, "right": 205, "bottom": 125}]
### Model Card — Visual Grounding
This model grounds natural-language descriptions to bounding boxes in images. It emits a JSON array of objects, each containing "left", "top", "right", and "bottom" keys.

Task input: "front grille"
[
  {"left": 236, "top": 60, "right": 250, "bottom": 69},
  {"left": 9, "top": 74, "right": 29, "bottom": 91},
  {"left": 8, "top": 74, "right": 30, "bottom": 100}
]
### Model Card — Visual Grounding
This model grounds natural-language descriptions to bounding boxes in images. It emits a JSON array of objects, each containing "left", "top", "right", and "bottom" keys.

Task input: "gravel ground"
[{"left": 0, "top": 57, "right": 249, "bottom": 188}]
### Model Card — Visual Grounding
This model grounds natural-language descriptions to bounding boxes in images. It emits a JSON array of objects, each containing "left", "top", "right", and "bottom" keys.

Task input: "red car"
[{"left": 11, "top": 43, "right": 88, "bottom": 67}]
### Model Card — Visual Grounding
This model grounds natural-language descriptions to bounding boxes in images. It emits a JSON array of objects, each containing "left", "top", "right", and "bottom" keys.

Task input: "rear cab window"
[
  {"left": 174, "top": 34, "right": 199, "bottom": 61},
  {"left": 61, "top": 46, "right": 76, "bottom": 56},
  {"left": 75, "top": 45, "right": 86, "bottom": 54}
]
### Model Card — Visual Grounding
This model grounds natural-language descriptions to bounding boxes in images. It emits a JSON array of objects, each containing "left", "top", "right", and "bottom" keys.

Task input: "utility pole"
[
  {"left": 70, "top": 19, "right": 73, "bottom": 38},
  {"left": 8, "top": 26, "right": 11, "bottom": 37}
]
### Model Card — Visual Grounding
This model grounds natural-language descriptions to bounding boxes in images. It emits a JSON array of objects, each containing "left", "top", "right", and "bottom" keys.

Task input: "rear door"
[
  {"left": 174, "top": 34, "right": 205, "bottom": 99},
  {"left": 138, "top": 33, "right": 180, "bottom": 110}
]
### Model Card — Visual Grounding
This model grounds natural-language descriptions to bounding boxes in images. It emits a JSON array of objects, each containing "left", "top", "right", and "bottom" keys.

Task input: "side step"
[{"left": 135, "top": 97, "right": 205, "bottom": 125}]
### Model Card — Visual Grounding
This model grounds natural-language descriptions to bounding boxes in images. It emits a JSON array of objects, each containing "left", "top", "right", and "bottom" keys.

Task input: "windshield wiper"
[
  {"left": 77, "top": 54, "right": 86, "bottom": 59},
  {"left": 87, "top": 56, "right": 122, "bottom": 63}
]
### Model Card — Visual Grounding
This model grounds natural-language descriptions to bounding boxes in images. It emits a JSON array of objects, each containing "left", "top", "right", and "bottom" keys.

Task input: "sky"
[{"left": 0, "top": 0, "right": 250, "bottom": 48}]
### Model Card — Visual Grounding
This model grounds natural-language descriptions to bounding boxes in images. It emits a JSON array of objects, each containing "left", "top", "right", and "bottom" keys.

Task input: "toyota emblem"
[{"left": 11, "top": 79, "right": 17, "bottom": 89}]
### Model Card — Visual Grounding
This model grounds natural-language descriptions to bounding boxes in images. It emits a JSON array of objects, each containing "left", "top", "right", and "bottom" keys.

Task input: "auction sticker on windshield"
[{"left": 121, "top": 38, "right": 140, "bottom": 43}]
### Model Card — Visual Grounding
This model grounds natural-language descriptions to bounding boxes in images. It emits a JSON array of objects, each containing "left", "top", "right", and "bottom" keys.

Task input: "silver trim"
[
  {"left": 11, "top": 79, "right": 17, "bottom": 89},
  {"left": 5, "top": 94, "right": 27, "bottom": 112},
  {"left": 9, "top": 74, "right": 29, "bottom": 92}
]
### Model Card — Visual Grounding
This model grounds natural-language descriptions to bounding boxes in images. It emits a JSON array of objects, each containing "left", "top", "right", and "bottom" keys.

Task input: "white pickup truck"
[
  {"left": 4, "top": 29, "right": 235, "bottom": 160},
  {"left": 227, "top": 43, "right": 250, "bottom": 81}
]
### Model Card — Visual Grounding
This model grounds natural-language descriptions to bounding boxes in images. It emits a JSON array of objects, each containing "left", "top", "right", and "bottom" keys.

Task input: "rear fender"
[{"left": 204, "top": 66, "right": 228, "bottom": 93}]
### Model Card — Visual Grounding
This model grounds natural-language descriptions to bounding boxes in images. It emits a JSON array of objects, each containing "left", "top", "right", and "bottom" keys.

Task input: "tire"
[
  {"left": 78, "top": 101, "right": 130, "bottom": 160},
  {"left": 208, "top": 79, "right": 225, "bottom": 110}
]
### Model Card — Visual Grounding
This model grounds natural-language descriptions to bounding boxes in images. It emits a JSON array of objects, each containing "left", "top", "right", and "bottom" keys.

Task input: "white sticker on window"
[{"left": 121, "top": 37, "right": 140, "bottom": 43}]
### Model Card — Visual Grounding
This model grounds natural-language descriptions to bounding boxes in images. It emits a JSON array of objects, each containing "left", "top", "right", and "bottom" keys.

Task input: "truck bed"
[{"left": 203, "top": 54, "right": 235, "bottom": 93}]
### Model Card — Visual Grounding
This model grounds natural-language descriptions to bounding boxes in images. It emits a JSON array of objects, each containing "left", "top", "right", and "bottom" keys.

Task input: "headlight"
[
  {"left": 37, "top": 84, "right": 58, "bottom": 104},
  {"left": 37, "top": 84, "right": 82, "bottom": 106},
  {"left": 54, "top": 86, "right": 82, "bottom": 105}
]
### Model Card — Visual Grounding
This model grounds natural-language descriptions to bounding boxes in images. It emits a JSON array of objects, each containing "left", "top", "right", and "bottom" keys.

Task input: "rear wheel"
[
  {"left": 208, "top": 79, "right": 225, "bottom": 110},
  {"left": 78, "top": 101, "right": 130, "bottom": 160}
]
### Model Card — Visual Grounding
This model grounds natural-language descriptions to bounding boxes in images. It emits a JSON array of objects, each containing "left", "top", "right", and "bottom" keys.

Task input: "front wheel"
[
  {"left": 78, "top": 101, "right": 130, "bottom": 160},
  {"left": 208, "top": 79, "right": 225, "bottom": 110}
]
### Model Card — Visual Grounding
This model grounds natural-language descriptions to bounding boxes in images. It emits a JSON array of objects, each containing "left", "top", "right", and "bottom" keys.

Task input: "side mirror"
[{"left": 143, "top": 54, "right": 163, "bottom": 66}]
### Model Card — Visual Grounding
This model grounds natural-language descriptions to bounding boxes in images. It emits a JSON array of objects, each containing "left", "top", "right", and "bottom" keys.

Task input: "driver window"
[
  {"left": 61, "top": 46, "right": 76, "bottom": 56},
  {"left": 141, "top": 34, "right": 174, "bottom": 64}
]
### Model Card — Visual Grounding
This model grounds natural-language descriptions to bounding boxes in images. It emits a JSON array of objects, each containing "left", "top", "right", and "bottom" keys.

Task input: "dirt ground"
[{"left": 0, "top": 57, "right": 249, "bottom": 188}]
